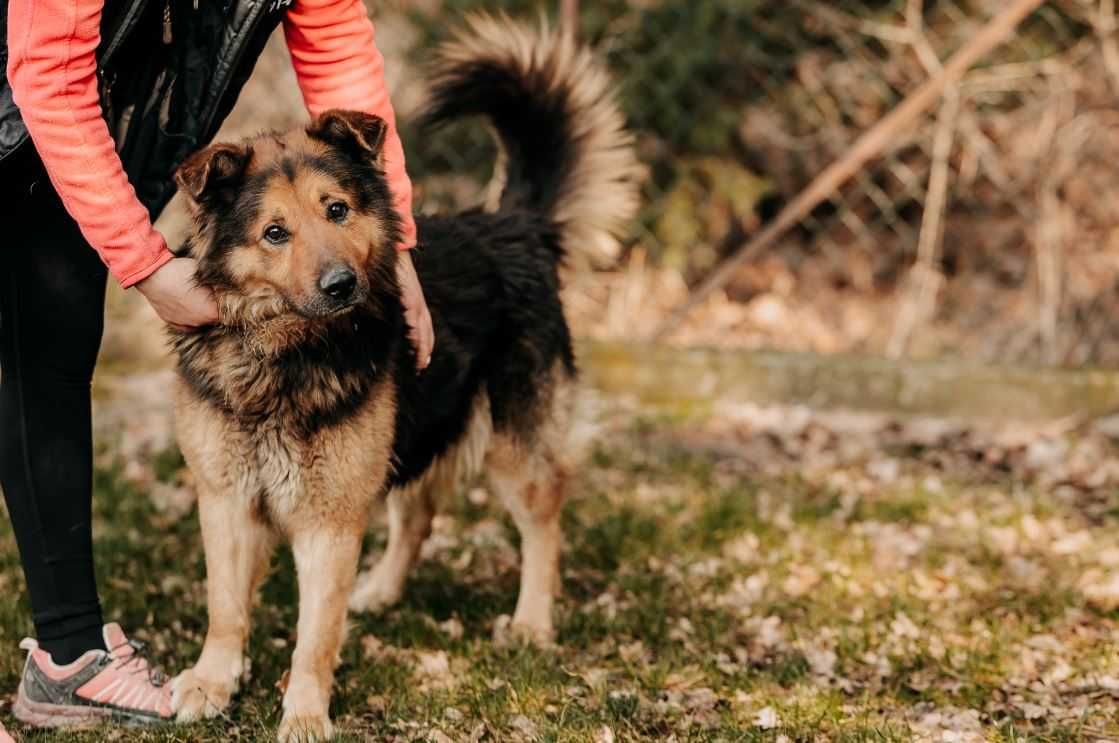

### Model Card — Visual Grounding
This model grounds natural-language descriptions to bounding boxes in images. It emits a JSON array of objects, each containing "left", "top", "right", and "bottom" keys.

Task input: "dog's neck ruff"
[{"left": 171, "top": 308, "right": 396, "bottom": 438}]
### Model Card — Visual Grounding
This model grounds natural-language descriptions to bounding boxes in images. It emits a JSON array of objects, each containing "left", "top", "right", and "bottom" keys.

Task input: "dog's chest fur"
[
  {"left": 171, "top": 321, "right": 399, "bottom": 527},
  {"left": 173, "top": 317, "right": 391, "bottom": 434}
]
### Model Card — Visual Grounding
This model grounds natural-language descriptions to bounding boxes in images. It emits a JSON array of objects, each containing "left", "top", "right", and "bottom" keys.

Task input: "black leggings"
[{"left": 0, "top": 149, "right": 108, "bottom": 663}]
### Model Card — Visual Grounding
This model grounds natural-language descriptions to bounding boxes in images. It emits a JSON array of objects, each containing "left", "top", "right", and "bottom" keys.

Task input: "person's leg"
[{"left": 0, "top": 169, "right": 108, "bottom": 664}]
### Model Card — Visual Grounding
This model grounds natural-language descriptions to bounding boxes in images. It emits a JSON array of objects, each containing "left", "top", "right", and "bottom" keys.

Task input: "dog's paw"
[
  {"left": 172, "top": 667, "right": 234, "bottom": 722},
  {"left": 278, "top": 712, "right": 334, "bottom": 742},
  {"left": 492, "top": 613, "right": 556, "bottom": 648},
  {"left": 348, "top": 570, "right": 404, "bottom": 614}
]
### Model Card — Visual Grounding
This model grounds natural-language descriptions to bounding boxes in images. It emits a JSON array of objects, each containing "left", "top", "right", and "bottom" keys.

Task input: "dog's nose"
[{"left": 319, "top": 264, "right": 357, "bottom": 300}]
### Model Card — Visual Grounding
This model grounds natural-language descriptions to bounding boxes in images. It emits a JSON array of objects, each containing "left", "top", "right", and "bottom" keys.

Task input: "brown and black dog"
[{"left": 166, "top": 15, "right": 640, "bottom": 742}]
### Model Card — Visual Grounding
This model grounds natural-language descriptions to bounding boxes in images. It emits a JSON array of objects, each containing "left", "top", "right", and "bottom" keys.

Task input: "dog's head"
[{"left": 174, "top": 109, "right": 403, "bottom": 350}]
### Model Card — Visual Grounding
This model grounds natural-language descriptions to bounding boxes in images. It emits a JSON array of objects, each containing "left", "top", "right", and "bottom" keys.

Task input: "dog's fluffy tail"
[{"left": 421, "top": 14, "right": 643, "bottom": 266}]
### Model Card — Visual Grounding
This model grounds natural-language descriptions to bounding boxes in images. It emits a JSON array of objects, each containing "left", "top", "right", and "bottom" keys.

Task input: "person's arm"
[
  {"left": 283, "top": 0, "right": 417, "bottom": 250},
  {"left": 7, "top": 0, "right": 215, "bottom": 326}
]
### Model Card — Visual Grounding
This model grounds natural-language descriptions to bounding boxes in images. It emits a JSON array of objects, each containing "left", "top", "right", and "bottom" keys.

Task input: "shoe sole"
[{"left": 13, "top": 682, "right": 166, "bottom": 729}]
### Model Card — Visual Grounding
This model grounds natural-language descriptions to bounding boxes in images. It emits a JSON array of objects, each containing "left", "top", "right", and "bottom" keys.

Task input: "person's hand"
[
  {"left": 136, "top": 257, "right": 219, "bottom": 331},
  {"left": 397, "top": 250, "right": 434, "bottom": 370}
]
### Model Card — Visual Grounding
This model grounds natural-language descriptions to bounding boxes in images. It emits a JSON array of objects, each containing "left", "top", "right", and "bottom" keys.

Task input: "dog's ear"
[
  {"left": 175, "top": 143, "right": 253, "bottom": 207},
  {"left": 307, "top": 109, "right": 388, "bottom": 168}
]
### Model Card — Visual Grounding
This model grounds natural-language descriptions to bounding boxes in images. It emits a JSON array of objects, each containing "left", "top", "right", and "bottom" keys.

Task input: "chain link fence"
[{"left": 207, "top": 1, "right": 1119, "bottom": 366}]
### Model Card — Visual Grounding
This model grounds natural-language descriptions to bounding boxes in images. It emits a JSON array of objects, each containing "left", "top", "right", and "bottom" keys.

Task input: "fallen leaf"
[{"left": 754, "top": 706, "right": 779, "bottom": 729}]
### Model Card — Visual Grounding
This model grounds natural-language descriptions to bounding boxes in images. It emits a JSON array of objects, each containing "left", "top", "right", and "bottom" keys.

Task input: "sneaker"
[
  {"left": 12, "top": 623, "right": 172, "bottom": 728},
  {"left": 0, "top": 719, "right": 14, "bottom": 743}
]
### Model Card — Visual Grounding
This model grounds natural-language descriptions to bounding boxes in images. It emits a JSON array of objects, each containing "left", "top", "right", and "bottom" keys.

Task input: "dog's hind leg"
[
  {"left": 349, "top": 486, "right": 435, "bottom": 613},
  {"left": 173, "top": 490, "right": 275, "bottom": 722},
  {"left": 351, "top": 396, "right": 491, "bottom": 614},
  {"left": 279, "top": 526, "right": 363, "bottom": 743},
  {"left": 487, "top": 435, "right": 567, "bottom": 645}
]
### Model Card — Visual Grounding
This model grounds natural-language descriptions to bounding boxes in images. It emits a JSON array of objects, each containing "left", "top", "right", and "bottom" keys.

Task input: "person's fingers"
[
  {"left": 176, "top": 302, "right": 216, "bottom": 328},
  {"left": 194, "top": 289, "right": 220, "bottom": 325},
  {"left": 409, "top": 306, "right": 433, "bottom": 370},
  {"left": 137, "top": 256, "right": 220, "bottom": 328},
  {"left": 420, "top": 309, "right": 434, "bottom": 365},
  {"left": 413, "top": 305, "right": 433, "bottom": 369},
  {"left": 395, "top": 250, "right": 434, "bottom": 370}
]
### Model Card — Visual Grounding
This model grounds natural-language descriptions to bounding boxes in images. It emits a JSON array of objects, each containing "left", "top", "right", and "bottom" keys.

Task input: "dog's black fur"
[{"left": 392, "top": 211, "right": 574, "bottom": 484}]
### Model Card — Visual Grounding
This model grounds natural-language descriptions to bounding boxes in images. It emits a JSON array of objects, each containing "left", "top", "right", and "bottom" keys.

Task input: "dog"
[{"left": 166, "top": 15, "right": 641, "bottom": 742}]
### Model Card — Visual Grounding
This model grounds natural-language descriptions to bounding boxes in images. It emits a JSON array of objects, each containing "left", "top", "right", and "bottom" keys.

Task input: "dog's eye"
[
  {"left": 326, "top": 201, "right": 349, "bottom": 222},
  {"left": 263, "top": 225, "right": 289, "bottom": 245}
]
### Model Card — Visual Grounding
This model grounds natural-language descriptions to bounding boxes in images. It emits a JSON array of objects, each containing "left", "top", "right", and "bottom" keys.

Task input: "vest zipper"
[
  {"left": 98, "top": 0, "right": 157, "bottom": 156},
  {"left": 162, "top": 0, "right": 173, "bottom": 45},
  {"left": 100, "top": 0, "right": 155, "bottom": 70}
]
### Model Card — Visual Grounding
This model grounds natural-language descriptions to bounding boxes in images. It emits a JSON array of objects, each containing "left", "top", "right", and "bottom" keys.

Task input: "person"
[{"left": 0, "top": 0, "right": 434, "bottom": 733}]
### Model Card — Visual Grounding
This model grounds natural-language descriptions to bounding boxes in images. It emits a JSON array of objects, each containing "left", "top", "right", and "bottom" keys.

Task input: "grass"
[{"left": 3, "top": 407, "right": 1119, "bottom": 741}]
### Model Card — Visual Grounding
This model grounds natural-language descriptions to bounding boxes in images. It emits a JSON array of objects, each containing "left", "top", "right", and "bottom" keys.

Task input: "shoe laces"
[{"left": 108, "top": 638, "right": 168, "bottom": 688}]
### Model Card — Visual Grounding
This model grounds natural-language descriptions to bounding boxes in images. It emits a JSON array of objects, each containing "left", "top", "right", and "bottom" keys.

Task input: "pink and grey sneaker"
[
  {"left": 0, "top": 719, "right": 15, "bottom": 743},
  {"left": 12, "top": 623, "right": 172, "bottom": 728}
]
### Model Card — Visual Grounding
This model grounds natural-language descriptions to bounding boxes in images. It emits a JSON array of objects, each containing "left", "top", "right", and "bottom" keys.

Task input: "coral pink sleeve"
[
  {"left": 284, "top": 0, "right": 417, "bottom": 250},
  {"left": 6, "top": 0, "right": 173, "bottom": 287}
]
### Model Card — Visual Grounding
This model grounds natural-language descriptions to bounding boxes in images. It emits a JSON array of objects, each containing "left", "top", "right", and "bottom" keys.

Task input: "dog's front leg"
[
  {"left": 278, "top": 527, "right": 363, "bottom": 743},
  {"left": 174, "top": 490, "right": 275, "bottom": 721}
]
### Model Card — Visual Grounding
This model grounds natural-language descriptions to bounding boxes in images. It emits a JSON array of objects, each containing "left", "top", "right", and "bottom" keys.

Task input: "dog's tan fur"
[
  {"left": 172, "top": 365, "right": 400, "bottom": 740},
  {"left": 173, "top": 356, "right": 571, "bottom": 740}
]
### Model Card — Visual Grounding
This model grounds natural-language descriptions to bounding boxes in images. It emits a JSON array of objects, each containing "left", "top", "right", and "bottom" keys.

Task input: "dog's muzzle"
[{"left": 319, "top": 264, "right": 358, "bottom": 302}]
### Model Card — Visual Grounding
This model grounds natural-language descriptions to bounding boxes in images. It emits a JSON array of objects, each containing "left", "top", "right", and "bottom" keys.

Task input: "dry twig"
[
  {"left": 888, "top": 0, "right": 959, "bottom": 358},
  {"left": 888, "top": 94, "right": 959, "bottom": 358}
]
